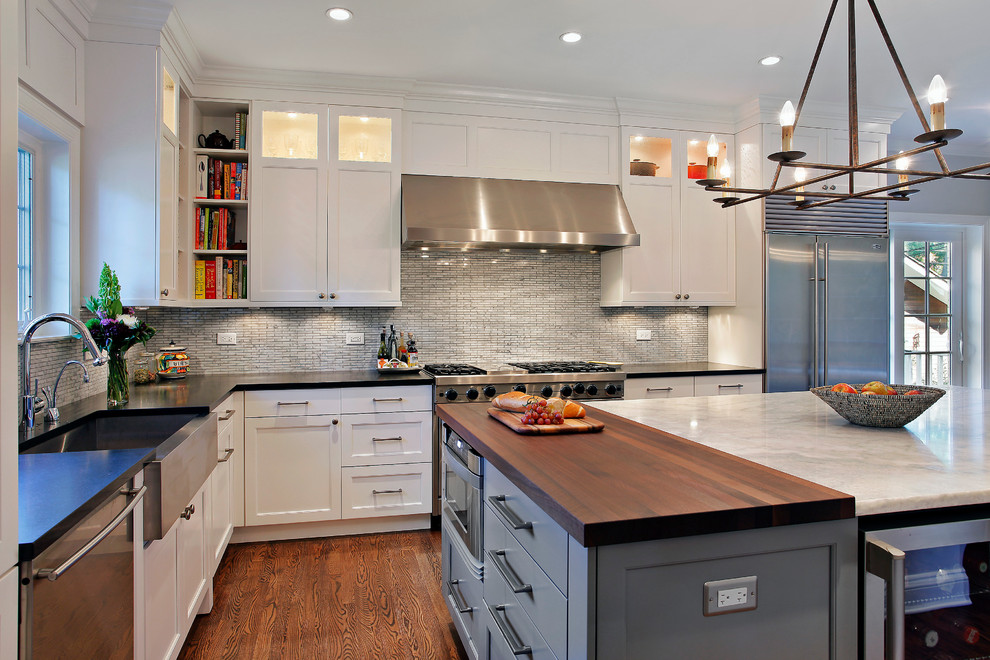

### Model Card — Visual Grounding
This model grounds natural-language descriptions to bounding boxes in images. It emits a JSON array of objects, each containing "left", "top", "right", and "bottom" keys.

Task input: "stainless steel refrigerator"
[{"left": 765, "top": 233, "right": 889, "bottom": 392}]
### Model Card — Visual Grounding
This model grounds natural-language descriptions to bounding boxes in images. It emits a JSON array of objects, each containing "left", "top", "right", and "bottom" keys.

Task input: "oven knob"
[
  {"left": 541, "top": 385, "right": 553, "bottom": 398},
  {"left": 586, "top": 384, "right": 598, "bottom": 396},
  {"left": 605, "top": 384, "right": 617, "bottom": 396},
  {"left": 466, "top": 388, "right": 479, "bottom": 400},
  {"left": 560, "top": 385, "right": 573, "bottom": 397},
  {"left": 513, "top": 384, "right": 527, "bottom": 393},
  {"left": 573, "top": 383, "right": 586, "bottom": 394},
  {"left": 483, "top": 385, "right": 497, "bottom": 398},
  {"left": 444, "top": 388, "right": 459, "bottom": 401}
]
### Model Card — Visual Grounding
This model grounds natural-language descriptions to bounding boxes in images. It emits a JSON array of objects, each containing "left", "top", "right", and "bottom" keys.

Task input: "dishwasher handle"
[
  {"left": 865, "top": 537, "right": 906, "bottom": 660},
  {"left": 37, "top": 486, "right": 147, "bottom": 582}
]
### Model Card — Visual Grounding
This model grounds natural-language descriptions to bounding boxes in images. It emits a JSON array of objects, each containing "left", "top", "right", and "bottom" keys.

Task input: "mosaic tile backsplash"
[{"left": 20, "top": 250, "right": 707, "bottom": 407}]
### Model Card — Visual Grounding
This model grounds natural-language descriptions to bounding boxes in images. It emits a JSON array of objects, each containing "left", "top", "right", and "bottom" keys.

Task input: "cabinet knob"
[
  {"left": 329, "top": 293, "right": 337, "bottom": 300},
  {"left": 822, "top": 185, "right": 828, "bottom": 191},
  {"left": 332, "top": 418, "right": 339, "bottom": 425},
  {"left": 161, "top": 288, "right": 169, "bottom": 296},
  {"left": 318, "top": 293, "right": 326, "bottom": 299},
  {"left": 830, "top": 185, "right": 836, "bottom": 191},
  {"left": 181, "top": 504, "right": 195, "bottom": 520},
  {"left": 684, "top": 293, "right": 690, "bottom": 300},
  {"left": 675, "top": 293, "right": 681, "bottom": 300}
]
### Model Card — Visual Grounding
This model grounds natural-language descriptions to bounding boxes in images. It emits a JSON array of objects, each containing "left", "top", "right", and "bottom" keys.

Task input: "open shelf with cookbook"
[{"left": 186, "top": 99, "right": 250, "bottom": 304}]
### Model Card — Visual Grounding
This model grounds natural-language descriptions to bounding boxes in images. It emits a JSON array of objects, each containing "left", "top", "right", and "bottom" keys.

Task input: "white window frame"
[
  {"left": 17, "top": 84, "right": 81, "bottom": 340},
  {"left": 16, "top": 140, "right": 37, "bottom": 331}
]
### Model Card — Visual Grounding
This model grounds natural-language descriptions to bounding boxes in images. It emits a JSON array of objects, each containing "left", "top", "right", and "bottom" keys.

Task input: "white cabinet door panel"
[
  {"left": 679, "top": 188, "right": 735, "bottom": 304},
  {"left": 243, "top": 388, "right": 341, "bottom": 418},
  {"left": 0, "top": 567, "right": 17, "bottom": 660},
  {"left": 559, "top": 131, "right": 613, "bottom": 177},
  {"left": 159, "top": 133, "right": 178, "bottom": 301},
  {"left": 341, "top": 411, "right": 432, "bottom": 467},
  {"left": 624, "top": 376, "right": 695, "bottom": 400},
  {"left": 244, "top": 416, "right": 341, "bottom": 525},
  {"left": 340, "top": 384, "right": 432, "bottom": 414},
  {"left": 827, "top": 131, "right": 884, "bottom": 193},
  {"left": 694, "top": 373, "right": 764, "bottom": 397},
  {"left": 477, "top": 126, "right": 551, "bottom": 172},
  {"left": 176, "top": 484, "right": 207, "bottom": 634},
  {"left": 408, "top": 121, "right": 469, "bottom": 170},
  {"left": 144, "top": 524, "right": 180, "bottom": 660},
  {"left": 619, "top": 183, "right": 679, "bottom": 303},
  {"left": 333, "top": 169, "right": 399, "bottom": 304}
]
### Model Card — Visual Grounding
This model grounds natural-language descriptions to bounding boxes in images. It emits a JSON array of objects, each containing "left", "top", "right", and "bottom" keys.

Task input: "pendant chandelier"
[{"left": 699, "top": 0, "right": 990, "bottom": 210}]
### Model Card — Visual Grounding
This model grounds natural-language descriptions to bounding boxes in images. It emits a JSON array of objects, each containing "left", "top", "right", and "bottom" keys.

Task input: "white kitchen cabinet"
[
  {"left": 693, "top": 373, "right": 764, "bottom": 397},
  {"left": 18, "top": 0, "right": 85, "bottom": 123},
  {"left": 403, "top": 111, "right": 619, "bottom": 184},
  {"left": 0, "top": 567, "right": 17, "bottom": 660},
  {"left": 208, "top": 396, "right": 238, "bottom": 574},
  {"left": 601, "top": 128, "right": 735, "bottom": 306},
  {"left": 176, "top": 481, "right": 209, "bottom": 637},
  {"left": 625, "top": 373, "right": 764, "bottom": 400},
  {"left": 244, "top": 414, "right": 342, "bottom": 526},
  {"left": 340, "top": 463, "right": 432, "bottom": 519},
  {"left": 249, "top": 102, "right": 401, "bottom": 305},
  {"left": 760, "top": 125, "right": 887, "bottom": 194},
  {"left": 340, "top": 411, "right": 432, "bottom": 467}
]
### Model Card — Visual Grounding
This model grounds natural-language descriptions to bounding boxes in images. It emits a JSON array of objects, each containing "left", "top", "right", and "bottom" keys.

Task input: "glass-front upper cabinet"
[
  {"left": 685, "top": 135, "right": 729, "bottom": 181},
  {"left": 161, "top": 64, "right": 178, "bottom": 137},
  {"left": 261, "top": 110, "right": 320, "bottom": 160},
  {"left": 338, "top": 114, "right": 392, "bottom": 163},
  {"left": 628, "top": 134, "right": 673, "bottom": 180}
]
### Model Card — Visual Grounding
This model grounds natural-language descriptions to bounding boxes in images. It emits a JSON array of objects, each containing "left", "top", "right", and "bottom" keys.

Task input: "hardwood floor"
[{"left": 179, "top": 530, "right": 468, "bottom": 660}]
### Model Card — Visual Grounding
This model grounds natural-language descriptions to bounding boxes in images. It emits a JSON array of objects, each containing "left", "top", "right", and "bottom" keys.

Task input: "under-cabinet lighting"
[
  {"left": 326, "top": 7, "right": 353, "bottom": 21},
  {"left": 360, "top": 117, "right": 370, "bottom": 123},
  {"left": 420, "top": 247, "right": 429, "bottom": 251},
  {"left": 560, "top": 32, "right": 582, "bottom": 43},
  {"left": 634, "top": 135, "right": 644, "bottom": 142},
  {"left": 287, "top": 112, "right": 298, "bottom": 119}
]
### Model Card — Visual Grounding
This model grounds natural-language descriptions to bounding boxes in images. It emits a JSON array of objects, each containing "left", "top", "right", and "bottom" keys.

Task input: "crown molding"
[
  {"left": 404, "top": 82, "right": 618, "bottom": 124},
  {"left": 616, "top": 97, "right": 736, "bottom": 132},
  {"left": 49, "top": 0, "right": 92, "bottom": 39},
  {"left": 161, "top": 10, "right": 198, "bottom": 88},
  {"left": 735, "top": 94, "right": 904, "bottom": 133}
]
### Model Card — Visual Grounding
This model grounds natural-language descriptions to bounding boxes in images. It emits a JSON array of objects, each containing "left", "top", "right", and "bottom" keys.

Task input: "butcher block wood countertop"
[{"left": 436, "top": 402, "right": 854, "bottom": 547}]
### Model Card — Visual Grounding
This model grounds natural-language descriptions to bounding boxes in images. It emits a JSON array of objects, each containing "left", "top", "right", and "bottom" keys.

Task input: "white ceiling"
[{"left": 173, "top": 0, "right": 990, "bottom": 157}]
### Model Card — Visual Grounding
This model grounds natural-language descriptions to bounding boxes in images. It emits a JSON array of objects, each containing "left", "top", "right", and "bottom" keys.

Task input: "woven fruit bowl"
[{"left": 810, "top": 384, "right": 946, "bottom": 428}]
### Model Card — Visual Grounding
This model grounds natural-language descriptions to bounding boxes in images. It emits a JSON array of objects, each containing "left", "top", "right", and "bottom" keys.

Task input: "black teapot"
[{"left": 198, "top": 130, "right": 232, "bottom": 149}]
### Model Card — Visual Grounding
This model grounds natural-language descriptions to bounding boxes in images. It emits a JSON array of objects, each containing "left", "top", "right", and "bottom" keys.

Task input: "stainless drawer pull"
[
  {"left": 372, "top": 397, "right": 404, "bottom": 403},
  {"left": 37, "top": 486, "right": 147, "bottom": 582},
  {"left": 866, "top": 538, "right": 906, "bottom": 660},
  {"left": 646, "top": 387, "right": 674, "bottom": 392},
  {"left": 489, "top": 605, "right": 532, "bottom": 656},
  {"left": 488, "top": 550, "right": 532, "bottom": 594},
  {"left": 717, "top": 384, "right": 745, "bottom": 389},
  {"left": 447, "top": 579, "right": 473, "bottom": 613},
  {"left": 489, "top": 495, "right": 533, "bottom": 531},
  {"left": 372, "top": 436, "right": 403, "bottom": 443},
  {"left": 372, "top": 488, "right": 403, "bottom": 495},
  {"left": 276, "top": 401, "right": 309, "bottom": 406},
  {"left": 218, "top": 448, "right": 235, "bottom": 463},
  {"left": 218, "top": 409, "right": 236, "bottom": 421}
]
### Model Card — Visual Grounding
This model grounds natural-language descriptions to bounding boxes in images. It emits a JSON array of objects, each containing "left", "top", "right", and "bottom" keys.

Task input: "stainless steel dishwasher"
[{"left": 19, "top": 474, "right": 146, "bottom": 659}]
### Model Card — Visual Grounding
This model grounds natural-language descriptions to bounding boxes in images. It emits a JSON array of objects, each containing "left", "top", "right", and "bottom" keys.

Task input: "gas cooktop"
[
  {"left": 423, "top": 364, "right": 487, "bottom": 376},
  {"left": 508, "top": 361, "right": 617, "bottom": 374},
  {"left": 425, "top": 361, "right": 624, "bottom": 403}
]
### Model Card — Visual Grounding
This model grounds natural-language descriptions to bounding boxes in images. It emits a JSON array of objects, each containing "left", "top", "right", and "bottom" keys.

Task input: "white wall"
[{"left": 890, "top": 154, "right": 990, "bottom": 217}]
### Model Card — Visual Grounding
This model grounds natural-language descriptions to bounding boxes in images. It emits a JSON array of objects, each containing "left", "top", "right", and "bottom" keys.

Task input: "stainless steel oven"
[{"left": 441, "top": 421, "right": 484, "bottom": 565}]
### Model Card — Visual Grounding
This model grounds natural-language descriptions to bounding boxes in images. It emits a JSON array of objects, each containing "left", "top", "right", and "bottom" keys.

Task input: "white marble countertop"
[{"left": 589, "top": 387, "right": 990, "bottom": 517}]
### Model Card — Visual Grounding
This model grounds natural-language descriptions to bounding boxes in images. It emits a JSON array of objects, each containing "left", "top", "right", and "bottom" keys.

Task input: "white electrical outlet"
[
  {"left": 636, "top": 329, "right": 652, "bottom": 341},
  {"left": 703, "top": 576, "right": 758, "bottom": 616},
  {"left": 345, "top": 332, "right": 364, "bottom": 345},
  {"left": 217, "top": 332, "right": 237, "bottom": 345}
]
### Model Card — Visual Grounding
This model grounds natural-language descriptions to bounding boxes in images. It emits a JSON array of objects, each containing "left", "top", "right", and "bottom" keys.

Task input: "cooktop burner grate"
[
  {"left": 507, "top": 361, "right": 617, "bottom": 374},
  {"left": 423, "top": 364, "right": 486, "bottom": 377}
]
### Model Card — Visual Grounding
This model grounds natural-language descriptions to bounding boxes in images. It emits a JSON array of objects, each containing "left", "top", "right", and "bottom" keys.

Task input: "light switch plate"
[
  {"left": 217, "top": 332, "right": 237, "bottom": 345},
  {"left": 636, "top": 329, "right": 652, "bottom": 341},
  {"left": 703, "top": 576, "right": 757, "bottom": 616},
  {"left": 345, "top": 332, "right": 364, "bottom": 345}
]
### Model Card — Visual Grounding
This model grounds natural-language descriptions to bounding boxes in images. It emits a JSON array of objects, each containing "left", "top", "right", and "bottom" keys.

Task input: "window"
[
  {"left": 17, "top": 146, "right": 33, "bottom": 329},
  {"left": 895, "top": 232, "right": 963, "bottom": 387}
]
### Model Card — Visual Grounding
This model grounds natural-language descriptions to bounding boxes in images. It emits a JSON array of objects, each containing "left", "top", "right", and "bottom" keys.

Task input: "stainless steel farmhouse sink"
[{"left": 22, "top": 411, "right": 218, "bottom": 540}]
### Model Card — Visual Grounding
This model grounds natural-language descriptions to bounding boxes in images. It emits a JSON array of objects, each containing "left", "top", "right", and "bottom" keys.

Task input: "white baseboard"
[{"left": 229, "top": 514, "right": 432, "bottom": 544}]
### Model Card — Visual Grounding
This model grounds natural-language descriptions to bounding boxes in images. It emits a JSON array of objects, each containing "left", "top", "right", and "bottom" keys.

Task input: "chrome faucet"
[
  {"left": 21, "top": 313, "right": 106, "bottom": 428},
  {"left": 41, "top": 360, "right": 90, "bottom": 423}
]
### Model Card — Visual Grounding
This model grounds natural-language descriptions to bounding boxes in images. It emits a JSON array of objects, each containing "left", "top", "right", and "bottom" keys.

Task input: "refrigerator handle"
[
  {"left": 813, "top": 242, "right": 820, "bottom": 388},
  {"left": 865, "top": 537, "right": 906, "bottom": 660},
  {"left": 823, "top": 242, "right": 830, "bottom": 387}
]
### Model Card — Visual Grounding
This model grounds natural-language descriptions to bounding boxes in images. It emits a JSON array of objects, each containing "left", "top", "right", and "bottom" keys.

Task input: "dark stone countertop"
[
  {"left": 621, "top": 361, "right": 764, "bottom": 378},
  {"left": 18, "top": 369, "right": 434, "bottom": 560},
  {"left": 19, "top": 448, "right": 155, "bottom": 561}
]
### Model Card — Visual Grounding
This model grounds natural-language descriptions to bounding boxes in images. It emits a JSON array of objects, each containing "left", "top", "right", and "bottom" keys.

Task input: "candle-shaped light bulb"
[
  {"left": 719, "top": 162, "right": 732, "bottom": 197},
  {"left": 928, "top": 75, "right": 947, "bottom": 131},
  {"left": 895, "top": 151, "right": 910, "bottom": 190},
  {"left": 779, "top": 100, "right": 796, "bottom": 151},
  {"left": 794, "top": 167, "right": 807, "bottom": 202},
  {"left": 706, "top": 134, "right": 719, "bottom": 179}
]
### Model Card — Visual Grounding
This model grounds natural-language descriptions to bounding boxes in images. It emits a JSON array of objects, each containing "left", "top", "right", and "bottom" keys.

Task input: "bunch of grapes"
[{"left": 521, "top": 397, "right": 564, "bottom": 425}]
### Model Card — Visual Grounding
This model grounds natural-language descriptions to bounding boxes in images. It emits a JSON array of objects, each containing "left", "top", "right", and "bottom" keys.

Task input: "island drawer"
[
  {"left": 486, "top": 463, "right": 568, "bottom": 595},
  {"left": 694, "top": 373, "right": 764, "bottom": 397},
  {"left": 340, "top": 463, "right": 431, "bottom": 519},
  {"left": 442, "top": 523, "right": 484, "bottom": 660},
  {"left": 244, "top": 389, "right": 341, "bottom": 417},
  {"left": 340, "top": 411, "right": 432, "bottom": 466},
  {"left": 340, "top": 385, "right": 432, "bottom": 414},
  {"left": 483, "top": 575, "right": 558, "bottom": 660},
  {"left": 485, "top": 504, "right": 566, "bottom": 660},
  {"left": 624, "top": 376, "right": 695, "bottom": 400}
]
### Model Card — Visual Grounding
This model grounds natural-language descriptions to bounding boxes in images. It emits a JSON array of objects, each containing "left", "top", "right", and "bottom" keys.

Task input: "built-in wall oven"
[{"left": 863, "top": 516, "right": 990, "bottom": 660}]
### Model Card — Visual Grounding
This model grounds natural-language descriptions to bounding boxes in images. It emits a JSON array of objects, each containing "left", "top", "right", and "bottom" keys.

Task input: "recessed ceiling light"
[
  {"left": 759, "top": 55, "right": 782, "bottom": 66},
  {"left": 359, "top": 116, "right": 369, "bottom": 123},
  {"left": 326, "top": 7, "right": 352, "bottom": 21},
  {"left": 560, "top": 32, "right": 582, "bottom": 43}
]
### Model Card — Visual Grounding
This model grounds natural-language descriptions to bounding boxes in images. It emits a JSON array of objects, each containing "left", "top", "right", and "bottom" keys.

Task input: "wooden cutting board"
[{"left": 487, "top": 408, "right": 605, "bottom": 435}]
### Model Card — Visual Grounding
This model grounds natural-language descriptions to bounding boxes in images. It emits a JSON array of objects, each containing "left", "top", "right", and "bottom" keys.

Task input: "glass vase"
[{"left": 106, "top": 349, "right": 129, "bottom": 408}]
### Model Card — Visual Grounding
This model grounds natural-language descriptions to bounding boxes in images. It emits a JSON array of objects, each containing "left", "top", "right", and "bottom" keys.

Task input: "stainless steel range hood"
[{"left": 401, "top": 175, "right": 640, "bottom": 251}]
